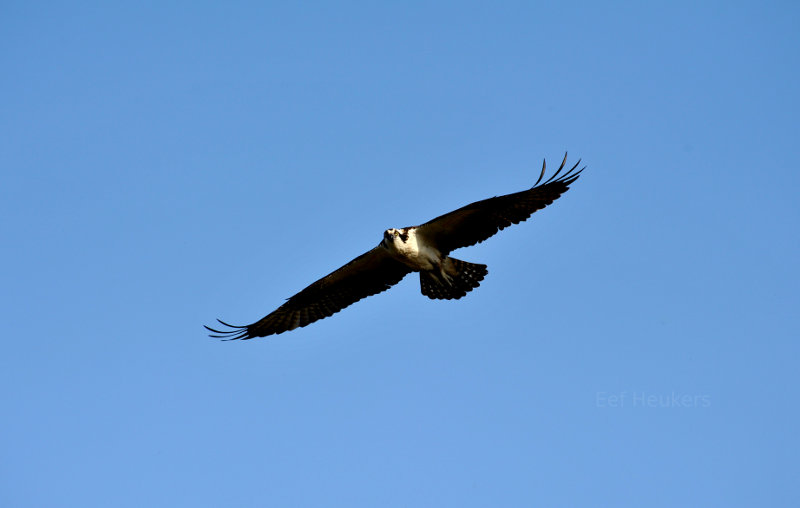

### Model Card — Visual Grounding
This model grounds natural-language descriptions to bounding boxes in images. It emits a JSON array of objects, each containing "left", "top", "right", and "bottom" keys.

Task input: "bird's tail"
[{"left": 419, "top": 257, "right": 488, "bottom": 300}]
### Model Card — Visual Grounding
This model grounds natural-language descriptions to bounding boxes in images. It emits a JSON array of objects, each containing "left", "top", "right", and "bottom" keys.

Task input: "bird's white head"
[
  {"left": 381, "top": 227, "right": 417, "bottom": 253},
  {"left": 382, "top": 228, "right": 400, "bottom": 250}
]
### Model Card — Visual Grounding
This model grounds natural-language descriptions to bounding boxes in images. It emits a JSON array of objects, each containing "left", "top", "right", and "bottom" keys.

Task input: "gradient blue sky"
[{"left": 2, "top": 2, "right": 798, "bottom": 507}]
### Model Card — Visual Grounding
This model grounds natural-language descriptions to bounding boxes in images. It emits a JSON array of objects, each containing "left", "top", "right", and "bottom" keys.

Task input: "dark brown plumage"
[
  {"left": 419, "top": 258, "right": 488, "bottom": 300},
  {"left": 414, "top": 153, "right": 583, "bottom": 256},
  {"left": 205, "top": 247, "right": 411, "bottom": 341},
  {"left": 205, "top": 153, "right": 584, "bottom": 340}
]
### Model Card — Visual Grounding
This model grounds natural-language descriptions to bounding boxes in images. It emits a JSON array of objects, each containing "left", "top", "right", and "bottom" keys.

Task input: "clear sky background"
[{"left": 2, "top": 2, "right": 798, "bottom": 507}]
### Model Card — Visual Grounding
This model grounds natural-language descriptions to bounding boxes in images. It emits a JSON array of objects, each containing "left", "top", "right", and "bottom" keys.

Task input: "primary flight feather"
[{"left": 206, "top": 153, "right": 585, "bottom": 340}]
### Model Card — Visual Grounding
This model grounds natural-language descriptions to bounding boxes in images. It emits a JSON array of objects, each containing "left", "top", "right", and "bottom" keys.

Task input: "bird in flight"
[{"left": 206, "top": 153, "right": 585, "bottom": 340}]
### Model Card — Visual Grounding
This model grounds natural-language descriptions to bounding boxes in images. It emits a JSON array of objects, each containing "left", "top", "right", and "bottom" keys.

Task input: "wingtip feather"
[
  {"left": 204, "top": 318, "right": 252, "bottom": 340},
  {"left": 534, "top": 152, "right": 585, "bottom": 188},
  {"left": 534, "top": 158, "right": 547, "bottom": 187}
]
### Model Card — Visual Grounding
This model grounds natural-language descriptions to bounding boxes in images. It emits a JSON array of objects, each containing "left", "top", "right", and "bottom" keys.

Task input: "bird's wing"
[
  {"left": 205, "top": 246, "right": 411, "bottom": 340},
  {"left": 415, "top": 153, "right": 585, "bottom": 256}
]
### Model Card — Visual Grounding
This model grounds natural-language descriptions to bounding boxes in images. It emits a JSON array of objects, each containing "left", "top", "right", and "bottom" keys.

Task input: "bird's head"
[{"left": 382, "top": 228, "right": 400, "bottom": 250}]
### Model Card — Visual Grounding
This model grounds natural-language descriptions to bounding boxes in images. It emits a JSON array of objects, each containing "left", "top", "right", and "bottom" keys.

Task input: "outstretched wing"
[
  {"left": 205, "top": 246, "right": 411, "bottom": 340},
  {"left": 415, "top": 153, "right": 585, "bottom": 256}
]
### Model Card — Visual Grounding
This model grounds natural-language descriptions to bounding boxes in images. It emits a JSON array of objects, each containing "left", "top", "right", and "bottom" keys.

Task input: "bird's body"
[
  {"left": 206, "top": 154, "right": 585, "bottom": 340},
  {"left": 383, "top": 227, "right": 438, "bottom": 271},
  {"left": 382, "top": 226, "right": 487, "bottom": 298}
]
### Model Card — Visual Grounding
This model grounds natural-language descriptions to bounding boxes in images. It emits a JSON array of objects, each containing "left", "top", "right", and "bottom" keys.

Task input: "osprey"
[{"left": 206, "top": 154, "right": 585, "bottom": 340}]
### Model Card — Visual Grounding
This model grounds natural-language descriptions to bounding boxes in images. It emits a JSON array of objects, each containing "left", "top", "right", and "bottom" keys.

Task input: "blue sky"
[{"left": 2, "top": 1, "right": 798, "bottom": 506}]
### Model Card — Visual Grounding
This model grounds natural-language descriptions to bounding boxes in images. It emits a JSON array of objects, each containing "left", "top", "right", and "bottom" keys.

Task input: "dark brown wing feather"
[
  {"left": 205, "top": 246, "right": 411, "bottom": 340},
  {"left": 415, "top": 153, "right": 585, "bottom": 256}
]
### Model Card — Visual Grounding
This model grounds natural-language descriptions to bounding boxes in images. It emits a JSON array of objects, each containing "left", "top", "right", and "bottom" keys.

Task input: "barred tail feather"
[{"left": 420, "top": 258, "right": 488, "bottom": 300}]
